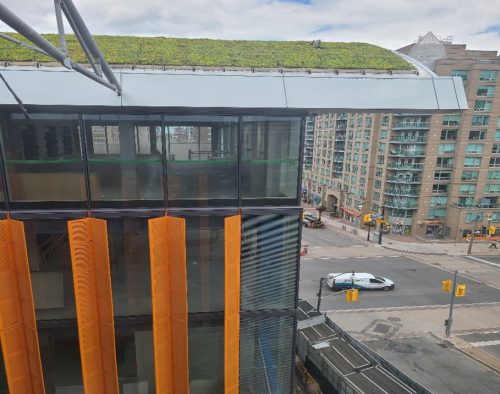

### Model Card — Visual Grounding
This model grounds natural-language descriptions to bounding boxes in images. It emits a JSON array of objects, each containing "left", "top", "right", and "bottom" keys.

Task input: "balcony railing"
[
  {"left": 386, "top": 176, "right": 420, "bottom": 183},
  {"left": 392, "top": 122, "right": 430, "bottom": 129},
  {"left": 389, "top": 150, "right": 426, "bottom": 157},
  {"left": 383, "top": 200, "right": 419, "bottom": 209},
  {"left": 384, "top": 189, "right": 419, "bottom": 196},
  {"left": 387, "top": 163, "right": 423, "bottom": 170},
  {"left": 390, "top": 136, "right": 427, "bottom": 143}
]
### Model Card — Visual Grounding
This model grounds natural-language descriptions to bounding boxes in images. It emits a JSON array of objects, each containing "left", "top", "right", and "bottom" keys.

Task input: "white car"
[{"left": 327, "top": 272, "right": 394, "bottom": 291}]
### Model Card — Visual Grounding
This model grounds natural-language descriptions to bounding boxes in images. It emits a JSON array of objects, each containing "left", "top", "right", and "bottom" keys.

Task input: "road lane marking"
[
  {"left": 327, "top": 301, "right": 500, "bottom": 314},
  {"left": 469, "top": 340, "right": 500, "bottom": 347},
  {"left": 464, "top": 256, "right": 500, "bottom": 268}
]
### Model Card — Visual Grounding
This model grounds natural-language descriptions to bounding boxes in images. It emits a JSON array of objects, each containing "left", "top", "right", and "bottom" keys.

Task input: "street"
[
  {"left": 299, "top": 255, "right": 500, "bottom": 311},
  {"left": 298, "top": 223, "right": 500, "bottom": 393}
]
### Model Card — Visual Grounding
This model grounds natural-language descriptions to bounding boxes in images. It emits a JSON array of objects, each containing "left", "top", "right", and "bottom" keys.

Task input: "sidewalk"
[{"left": 304, "top": 208, "right": 499, "bottom": 256}]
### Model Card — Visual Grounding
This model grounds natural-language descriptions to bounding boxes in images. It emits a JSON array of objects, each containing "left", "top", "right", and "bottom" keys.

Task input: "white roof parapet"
[{"left": 0, "top": 67, "right": 467, "bottom": 112}]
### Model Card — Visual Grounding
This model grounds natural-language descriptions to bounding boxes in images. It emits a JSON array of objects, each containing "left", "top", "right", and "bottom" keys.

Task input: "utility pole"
[
  {"left": 467, "top": 215, "right": 481, "bottom": 255},
  {"left": 378, "top": 206, "right": 385, "bottom": 245},
  {"left": 445, "top": 270, "right": 458, "bottom": 337}
]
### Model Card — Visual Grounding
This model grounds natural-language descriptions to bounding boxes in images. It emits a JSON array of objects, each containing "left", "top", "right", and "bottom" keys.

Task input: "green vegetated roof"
[{"left": 0, "top": 33, "right": 414, "bottom": 71}]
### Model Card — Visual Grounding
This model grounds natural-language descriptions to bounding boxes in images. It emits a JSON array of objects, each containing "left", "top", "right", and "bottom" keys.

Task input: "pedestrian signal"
[
  {"left": 346, "top": 289, "right": 359, "bottom": 302},
  {"left": 442, "top": 279, "right": 452, "bottom": 292},
  {"left": 488, "top": 226, "right": 496, "bottom": 235},
  {"left": 456, "top": 284, "right": 466, "bottom": 297}
]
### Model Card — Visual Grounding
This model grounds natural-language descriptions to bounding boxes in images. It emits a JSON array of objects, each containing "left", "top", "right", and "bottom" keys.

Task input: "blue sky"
[{"left": 1, "top": 0, "right": 499, "bottom": 51}]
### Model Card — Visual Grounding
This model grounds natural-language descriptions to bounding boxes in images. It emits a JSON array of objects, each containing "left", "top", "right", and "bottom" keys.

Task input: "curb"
[
  {"left": 429, "top": 332, "right": 500, "bottom": 374},
  {"left": 381, "top": 246, "right": 447, "bottom": 256}
]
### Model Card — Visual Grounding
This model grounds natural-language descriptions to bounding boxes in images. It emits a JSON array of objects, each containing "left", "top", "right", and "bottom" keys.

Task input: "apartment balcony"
[
  {"left": 334, "top": 158, "right": 344, "bottom": 163},
  {"left": 386, "top": 163, "right": 423, "bottom": 171},
  {"left": 335, "top": 136, "right": 346, "bottom": 141},
  {"left": 337, "top": 114, "right": 347, "bottom": 120},
  {"left": 386, "top": 176, "right": 421, "bottom": 184},
  {"left": 389, "top": 149, "right": 426, "bottom": 157},
  {"left": 392, "top": 122, "right": 430, "bottom": 129},
  {"left": 336, "top": 126, "right": 346, "bottom": 131},
  {"left": 390, "top": 136, "right": 427, "bottom": 143},
  {"left": 436, "top": 163, "right": 454, "bottom": 169},
  {"left": 384, "top": 200, "right": 419, "bottom": 209},
  {"left": 334, "top": 148, "right": 345, "bottom": 153},
  {"left": 384, "top": 189, "right": 419, "bottom": 196}
]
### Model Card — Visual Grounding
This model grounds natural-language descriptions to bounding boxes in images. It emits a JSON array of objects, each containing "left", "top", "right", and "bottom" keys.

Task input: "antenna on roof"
[{"left": 0, "top": 0, "right": 122, "bottom": 95}]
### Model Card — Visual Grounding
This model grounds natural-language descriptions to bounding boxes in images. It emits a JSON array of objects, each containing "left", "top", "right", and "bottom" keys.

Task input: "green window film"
[
  {"left": 477, "top": 86, "right": 495, "bottom": 97},
  {"left": 443, "top": 115, "right": 461, "bottom": 126},
  {"left": 451, "top": 70, "right": 468, "bottom": 81},
  {"left": 459, "top": 184, "right": 476, "bottom": 194},
  {"left": 462, "top": 171, "right": 479, "bottom": 181},
  {"left": 471, "top": 115, "right": 489, "bottom": 126},
  {"left": 479, "top": 70, "right": 497, "bottom": 82},
  {"left": 464, "top": 157, "right": 482, "bottom": 167},
  {"left": 485, "top": 184, "right": 500, "bottom": 194},
  {"left": 428, "top": 208, "right": 446, "bottom": 218},
  {"left": 487, "top": 171, "right": 500, "bottom": 180},
  {"left": 474, "top": 100, "right": 492, "bottom": 112},
  {"left": 430, "top": 196, "right": 447, "bottom": 206},
  {"left": 465, "top": 212, "right": 483, "bottom": 223},
  {"left": 466, "top": 143, "right": 484, "bottom": 154},
  {"left": 438, "top": 143, "right": 456, "bottom": 154}
]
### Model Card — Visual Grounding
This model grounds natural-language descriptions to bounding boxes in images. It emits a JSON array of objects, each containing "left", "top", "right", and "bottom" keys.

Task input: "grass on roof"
[{"left": 0, "top": 33, "right": 414, "bottom": 70}]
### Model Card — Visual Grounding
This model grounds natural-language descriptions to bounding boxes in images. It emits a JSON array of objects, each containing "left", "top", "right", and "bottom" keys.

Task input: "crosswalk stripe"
[{"left": 469, "top": 339, "right": 500, "bottom": 347}]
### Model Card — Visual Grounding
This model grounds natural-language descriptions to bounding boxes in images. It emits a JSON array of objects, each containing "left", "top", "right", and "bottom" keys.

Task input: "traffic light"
[
  {"left": 346, "top": 288, "right": 359, "bottom": 302},
  {"left": 363, "top": 214, "right": 372, "bottom": 224},
  {"left": 456, "top": 284, "right": 466, "bottom": 297},
  {"left": 442, "top": 279, "right": 452, "bottom": 292},
  {"left": 488, "top": 226, "right": 496, "bottom": 236}
]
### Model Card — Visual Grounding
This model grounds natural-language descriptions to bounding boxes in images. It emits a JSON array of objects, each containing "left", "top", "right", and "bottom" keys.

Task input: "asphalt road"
[
  {"left": 301, "top": 226, "right": 363, "bottom": 248},
  {"left": 299, "top": 255, "right": 500, "bottom": 312}
]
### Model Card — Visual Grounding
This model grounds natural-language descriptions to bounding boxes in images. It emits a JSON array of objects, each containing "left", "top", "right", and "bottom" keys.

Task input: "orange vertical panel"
[
  {"left": 67, "top": 218, "right": 118, "bottom": 394},
  {"left": 0, "top": 219, "right": 45, "bottom": 394},
  {"left": 224, "top": 215, "right": 241, "bottom": 394},
  {"left": 149, "top": 216, "right": 189, "bottom": 394}
]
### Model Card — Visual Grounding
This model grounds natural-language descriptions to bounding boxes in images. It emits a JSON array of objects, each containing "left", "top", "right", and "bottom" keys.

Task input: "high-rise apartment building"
[{"left": 304, "top": 33, "right": 500, "bottom": 239}]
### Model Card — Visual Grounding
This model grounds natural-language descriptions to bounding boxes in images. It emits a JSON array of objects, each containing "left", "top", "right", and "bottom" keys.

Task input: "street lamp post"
[{"left": 467, "top": 215, "right": 481, "bottom": 255}]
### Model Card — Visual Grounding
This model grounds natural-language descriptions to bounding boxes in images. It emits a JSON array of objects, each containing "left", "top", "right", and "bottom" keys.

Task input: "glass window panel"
[
  {"left": 241, "top": 214, "right": 299, "bottom": 311},
  {"left": 38, "top": 326, "right": 83, "bottom": 392},
  {"left": 240, "top": 316, "right": 294, "bottom": 394},
  {"left": 242, "top": 116, "right": 301, "bottom": 205},
  {"left": 188, "top": 320, "right": 224, "bottom": 393},
  {"left": 115, "top": 325, "right": 155, "bottom": 393},
  {"left": 106, "top": 218, "right": 152, "bottom": 317},
  {"left": 166, "top": 116, "right": 238, "bottom": 206},
  {"left": 183, "top": 215, "right": 225, "bottom": 313},
  {"left": 0, "top": 113, "right": 86, "bottom": 207},
  {"left": 24, "top": 219, "right": 77, "bottom": 320},
  {"left": 0, "top": 347, "right": 7, "bottom": 394},
  {"left": 84, "top": 115, "right": 163, "bottom": 205}
]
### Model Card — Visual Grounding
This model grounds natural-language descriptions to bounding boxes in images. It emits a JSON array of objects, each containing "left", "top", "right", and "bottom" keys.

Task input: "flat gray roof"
[{"left": 0, "top": 67, "right": 467, "bottom": 112}]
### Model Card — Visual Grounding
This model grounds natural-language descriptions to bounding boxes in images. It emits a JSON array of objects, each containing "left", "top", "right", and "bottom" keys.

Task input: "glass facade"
[{"left": 0, "top": 111, "right": 304, "bottom": 394}]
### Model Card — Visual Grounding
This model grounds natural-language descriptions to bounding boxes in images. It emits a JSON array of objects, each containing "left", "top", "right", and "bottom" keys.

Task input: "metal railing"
[
  {"left": 387, "top": 163, "right": 423, "bottom": 170},
  {"left": 392, "top": 122, "right": 430, "bottom": 129}
]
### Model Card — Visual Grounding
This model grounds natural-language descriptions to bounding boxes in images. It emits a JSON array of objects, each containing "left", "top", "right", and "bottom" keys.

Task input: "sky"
[{"left": 1, "top": 0, "right": 499, "bottom": 51}]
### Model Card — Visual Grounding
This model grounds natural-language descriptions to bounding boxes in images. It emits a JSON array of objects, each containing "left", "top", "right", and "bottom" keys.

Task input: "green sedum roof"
[{"left": 0, "top": 33, "right": 414, "bottom": 70}]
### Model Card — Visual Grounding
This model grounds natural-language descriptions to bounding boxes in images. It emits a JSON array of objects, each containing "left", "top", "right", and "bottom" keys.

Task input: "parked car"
[
  {"left": 302, "top": 214, "right": 325, "bottom": 228},
  {"left": 326, "top": 272, "right": 394, "bottom": 291}
]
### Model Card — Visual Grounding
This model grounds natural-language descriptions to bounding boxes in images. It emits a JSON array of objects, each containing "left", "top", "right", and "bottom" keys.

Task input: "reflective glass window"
[
  {"left": 241, "top": 214, "right": 300, "bottom": 311},
  {"left": 240, "top": 316, "right": 294, "bottom": 394},
  {"left": 23, "top": 219, "right": 83, "bottom": 390},
  {"left": 83, "top": 115, "right": 163, "bottom": 206},
  {"left": 183, "top": 215, "right": 225, "bottom": 313},
  {"left": 115, "top": 324, "right": 155, "bottom": 392},
  {"left": 0, "top": 113, "right": 86, "bottom": 208},
  {"left": 242, "top": 116, "right": 301, "bottom": 205},
  {"left": 106, "top": 218, "right": 152, "bottom": 317},
  {"left": 188, "top": 319, "right": 224, "bottom": 393},
  {"left": 166, "top": 116, "right": 238, "bottom": 206}
]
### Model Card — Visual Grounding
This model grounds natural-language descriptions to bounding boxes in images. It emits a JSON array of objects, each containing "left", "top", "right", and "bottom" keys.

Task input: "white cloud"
[{"left": 0, "top": 0, "right": 498, "bottom": 51}]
